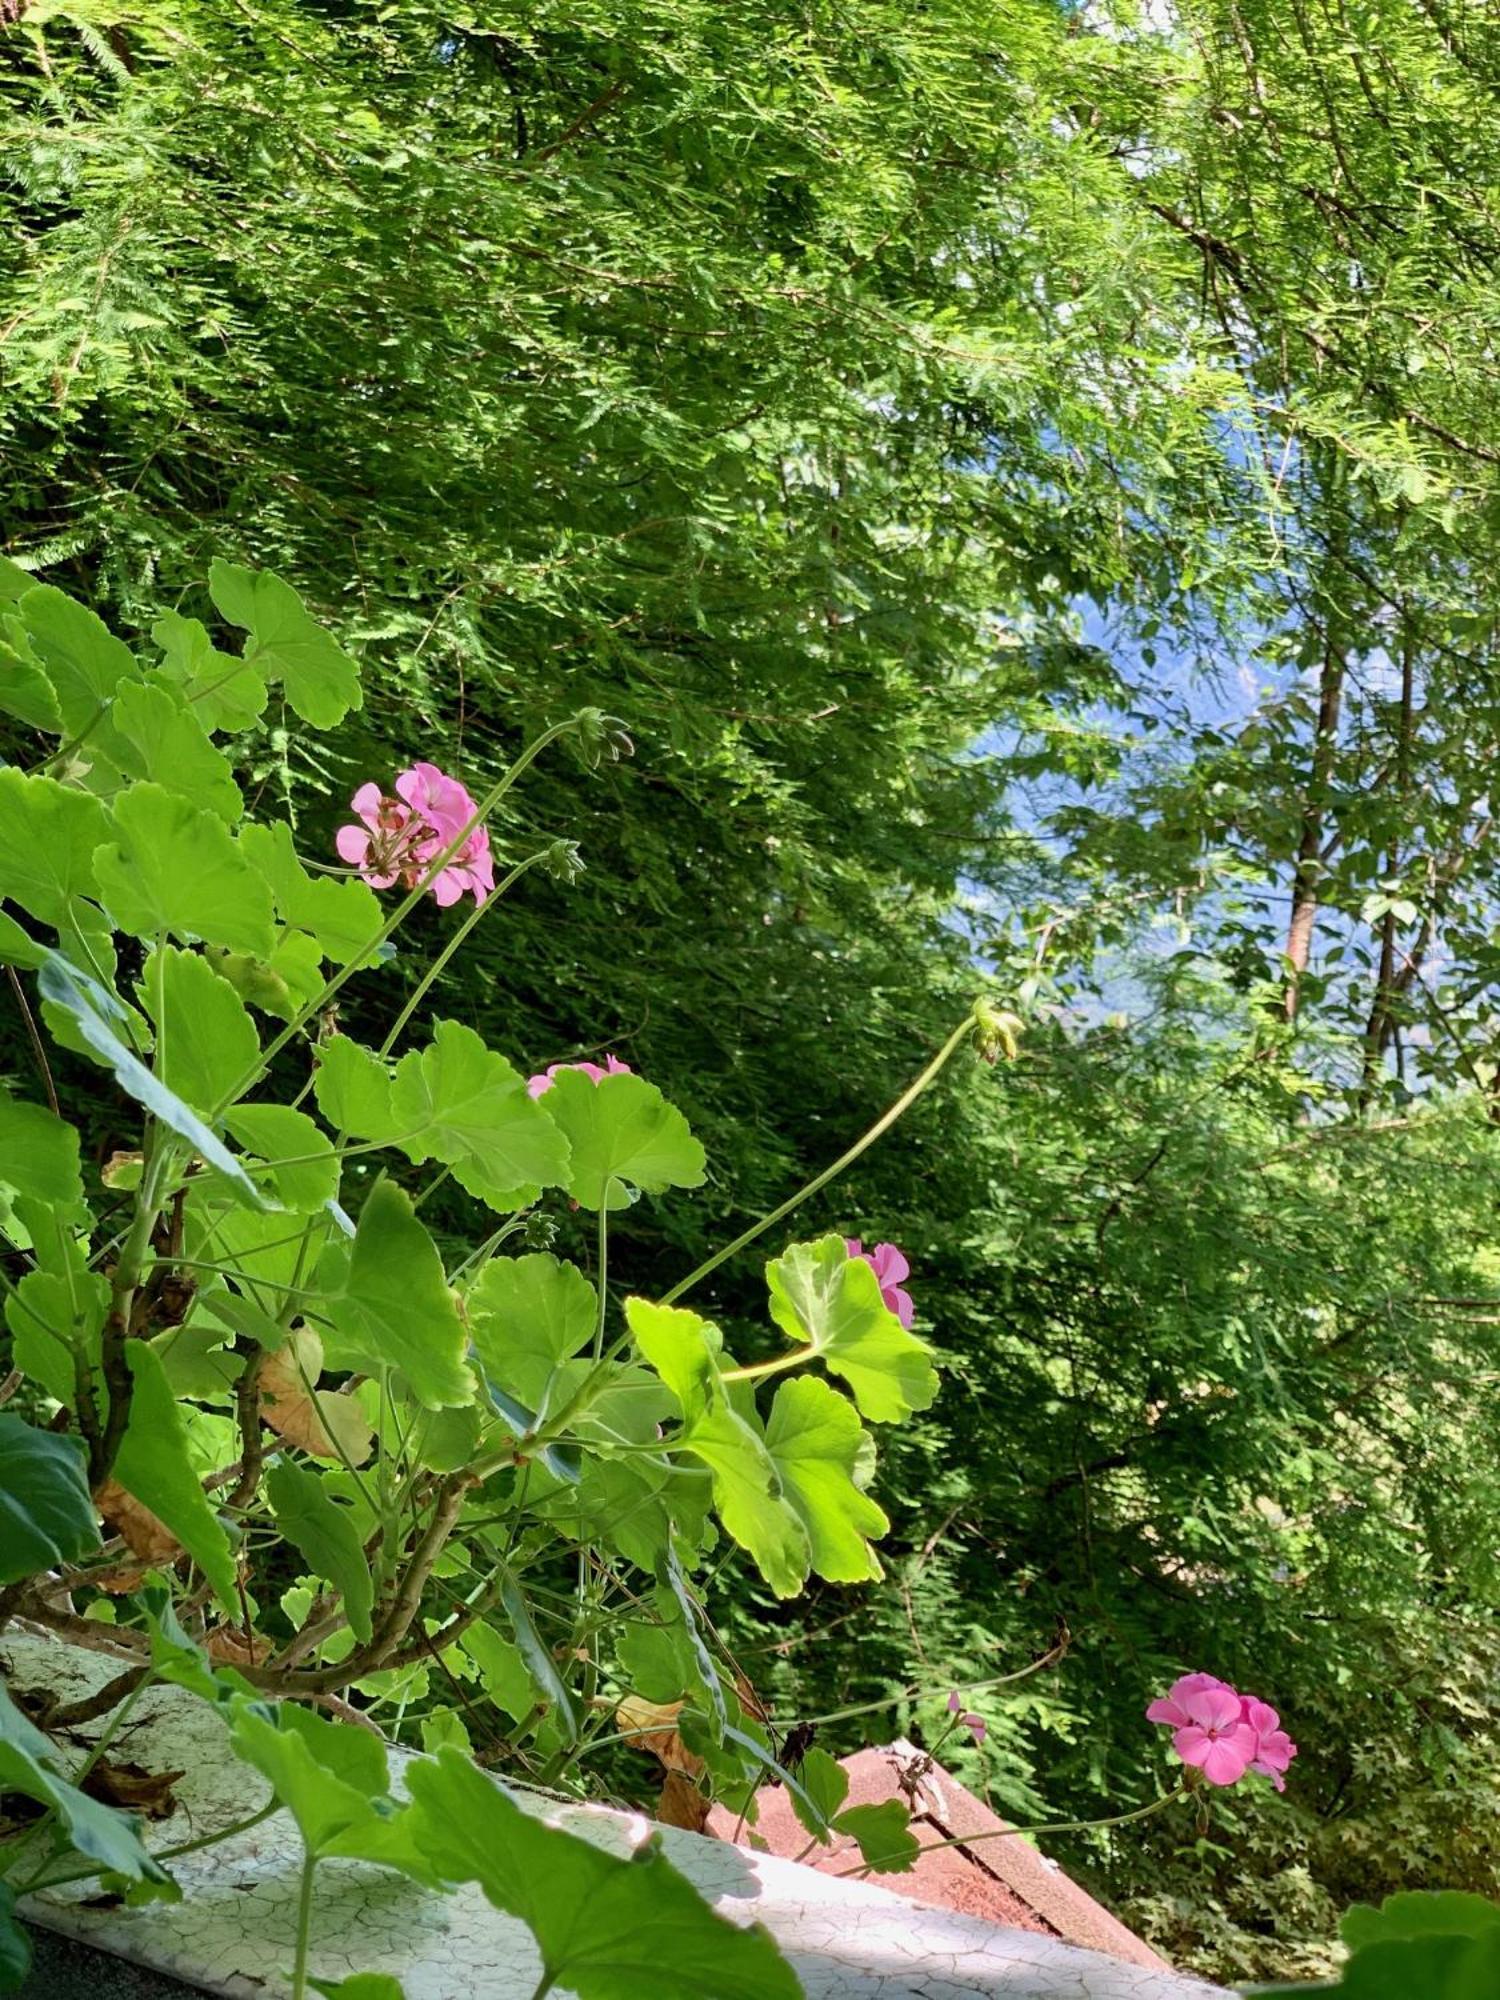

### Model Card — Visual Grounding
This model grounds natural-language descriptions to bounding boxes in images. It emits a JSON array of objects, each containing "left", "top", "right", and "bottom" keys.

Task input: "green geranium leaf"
[
  {"left": 227, "top": 1705, "right": 437, "bottom": 1879},
  {"left": 0, "top": 768, "right": 111, "bottom": 925},
  {"left": 766, "top": 1234, "right": 938, "bottom": 1423},
  {"left": 0, "top": 1679, "right": 174, "bottom": 1888},
  {"left": 94, "top": 782, "right": 275, "bottom": 957},
  {"left": 461, "top": 1622, "right": 539, "bottom": 1725},
  {"left": 391, "top": 1020, "right": 571, "bottom": 1210},
  {"left": 0, "top": 1089, "right": 81, "bottom": 1206},
  {"left": 657, "top": 1542, "right": 728, "bottom": 1737},
  {"left": 324, "top": 1179, "right": 473, "bottom": 1409},
  {"left": 787, "top": 1747, "right": 849, "bottom": 1844},
  {"left": 765, "top": 1375, "right": 888, "bottom": 1584},
  {"left": 0, "top": 912, "right": 44, "bottom": 970},
  {"left": 38, "top": 952, "right": 268, "bottom": 1207},
  {"left": 0, "top": 1416, "right": 99, "bottom": 1583},
  {"left": 497, "top": 1567, "right": 578, "bottom": 1740},
  {"left": 208, "top": 561, "right": 362, "bottom": 728},
  {"left": 18, "top": 584, "right": 140, "bottom": 736},
  {"left": 833, "top": 1799, "right": 919, "bottom": 1874},
  {"left": 405, "top": 1750, "right": 802, "bottom": 2000},
  {"left": 0, "top": 1884, "right": 31, "bottom": 1994},
  {"left": 467, "top": 1252, "right": 597, "bottom": 1412},
  {"left": 6, "top": 1264, "right": 107, "bottom": 1405},
  {"left": 1343, "top": 1893, "right": 1500, "bottom": 1949},
  {"left": 545, "top": 1070, "right": 706, "bottom": 1210},
  {"left": 153, "top": 609, "right": 268, "bottom": 734},
  {"left": 312, "top": 1034, "right": 397, "bottom": 1134},
  {"left": 0, "top": 615, "right": 63, "bottom": 733},
  {"left": 238, "top": 823, "right": 381, "bottom": 965},
  {"left": 225, "top": 1103, "right": 339, "bottom": 1211},
  {"left": 109, "top": 679, "right": 242, "bottom": 822},
  {"left": 140, "top": 945, "right": 261, "bottom": 1115},
  {"left": 114, "top": 1341, "right": 239, "bottom": 1608},
  {"left": 682, "top": 1391, "right": 809, "bottom": 1599},
  {"left": 265, "top": 1456, "right": 373, "bottom": 1643},
  {"left": 626, "top": 1296, "right": 720, "bottom": 1422}
]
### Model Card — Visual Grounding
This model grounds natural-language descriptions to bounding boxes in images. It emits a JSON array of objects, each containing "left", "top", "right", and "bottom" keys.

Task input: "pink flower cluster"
[
  {"left": 1147, "top": 1673, "right": 1297, "bottom": 1790},
  {"left": 527, "top": 1054, "right": 632, "bottom": 1098},
  {"left": 846, "top": 1238, "right": 915, "bottom": 1328},
  {"left": 336, "top": 763, "right": 494, "bottom": 907}
]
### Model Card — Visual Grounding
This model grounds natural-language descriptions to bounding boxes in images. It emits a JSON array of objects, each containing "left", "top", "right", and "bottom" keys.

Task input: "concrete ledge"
[{"left": 10, "top": 1637, "right": 1229, "bottom": 1999}]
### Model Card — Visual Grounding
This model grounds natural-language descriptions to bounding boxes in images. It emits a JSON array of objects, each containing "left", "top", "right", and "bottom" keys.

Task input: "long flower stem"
[
  {"left": 838, "top": 1784, "right": 1188, "bottom": 1878},
  {"left": 660, "top": 1011, "right": 977, "bottom": 1308},
  {"left": 475, "top": 1010, "right": 981, "bottom": 1477},
  {"left": 377, "top": 847, "right": 552, "bottom": 1060}
]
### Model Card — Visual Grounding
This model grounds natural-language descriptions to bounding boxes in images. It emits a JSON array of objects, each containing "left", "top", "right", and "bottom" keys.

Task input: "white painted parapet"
[{"left": 12, "top": 1637, "right": 1229, "bottom": 1999}]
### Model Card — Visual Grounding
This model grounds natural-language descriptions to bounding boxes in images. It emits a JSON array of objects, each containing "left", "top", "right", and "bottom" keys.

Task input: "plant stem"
[
  {"left": 660, "top": 1011, "right": 976, "bottom": 1308},
  {"left": 291, "top": 1846, "right": 317, "bottom": 2000},
  {"left": 17, "top": 1802, "right": 287, "bottom": 1897},
  {"left": 837, "top": 1784, "right": 1189, "bottom": 1878},
  {"left": 527, "top": 1971, "right": 557, "bottom": 2000},
  {"left": 377, "top": 847, "right": 552, "bottom": 1060},
  {"left": 593, "top": 1196, "right": 610, "bottom": 1361}
]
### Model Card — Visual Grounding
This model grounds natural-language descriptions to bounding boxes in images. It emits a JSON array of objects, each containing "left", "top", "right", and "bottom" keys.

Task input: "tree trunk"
[{"left": 1282, "top": 630, "right": 1346, "bottom": 1021}]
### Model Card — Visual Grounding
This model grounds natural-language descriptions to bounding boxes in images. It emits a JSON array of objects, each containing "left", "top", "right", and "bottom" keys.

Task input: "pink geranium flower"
[
  {"left": 1146, "top": 1673, "right": 1296, "bottom": 1791},
  {"left": 1166, "top": 1684, "right": 1257, "bottom": 1787},
  {"left": 335, "top": 783, "right": 425, "bottom": 890},
  {"left": 527, "top": 1054, "right": 633, "bottom": 1098},
  {"left": 1241, "top": 1698, "right": 1297, "bottom": 1791},
  {"left": 846, "top": 1238, "right": 915, "bottom": 1327},
  {"left": 335, "top": 764, "right": 493, "bottom": 906},
  {"left": 1144, "top": 1673, "right": 1233, "bottom": 1729},
  {"left": 394, "top": 761, "right": 478, "bottom": 842}
]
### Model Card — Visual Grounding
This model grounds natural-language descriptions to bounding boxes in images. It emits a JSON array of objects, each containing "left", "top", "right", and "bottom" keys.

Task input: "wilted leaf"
[
  {"left": 261, "top": 1329, "right": 375, "bottom": 1466},
  {"left": 96, "top": 1478, "right": 183, "bottom": 1566}
]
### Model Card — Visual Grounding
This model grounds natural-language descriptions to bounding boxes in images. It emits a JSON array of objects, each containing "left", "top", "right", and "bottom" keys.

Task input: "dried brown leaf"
[
  {"left": 96, "top": 1478, "right": 181, "bottom": 1565},
  {"left": 260, "top": 1326, "right": 373, "bottom": 1465},
  {"left": 81, "top": 1758, "right": 183, "bottom": 1821}
]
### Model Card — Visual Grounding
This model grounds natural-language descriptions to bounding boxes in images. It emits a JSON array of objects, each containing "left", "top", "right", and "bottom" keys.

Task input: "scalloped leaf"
[
  {"left": 545, "top": 1070, "right": 705, "bottom": 1210},
  {"left": 94, "top": 782, "right": 274, "bottom": 956},
  {"left": 765, "top": 1375, "right": 888, "bottom": 1583},
  {"left": 766, "top": 1234, "right": 938, "bottom": 1423},
  {"left": 209, "top": 561, "right": 361, "bottom": 728}
]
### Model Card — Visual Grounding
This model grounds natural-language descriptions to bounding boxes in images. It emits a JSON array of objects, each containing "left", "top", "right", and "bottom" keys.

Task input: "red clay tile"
[{"left": 704, "top": 1740, "right": 1167, "bottom": 1972}]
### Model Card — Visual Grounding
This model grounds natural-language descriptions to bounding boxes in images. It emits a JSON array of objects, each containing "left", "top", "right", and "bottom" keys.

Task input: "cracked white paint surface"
[{"left": 9, "top": 1637, "right": 1227, "bottom": 2000}]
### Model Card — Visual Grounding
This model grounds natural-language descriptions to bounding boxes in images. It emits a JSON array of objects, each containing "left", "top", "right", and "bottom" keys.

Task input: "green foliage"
[
  {"left": 0, "top": 570, "right": 958, "bottom": 1996},
  {"left": 5, "top": 0, "right": 1500, "bottom": 1982},
  {"left": 1257, "top": 1891, "right": 1500, "bottom": 1997}
]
